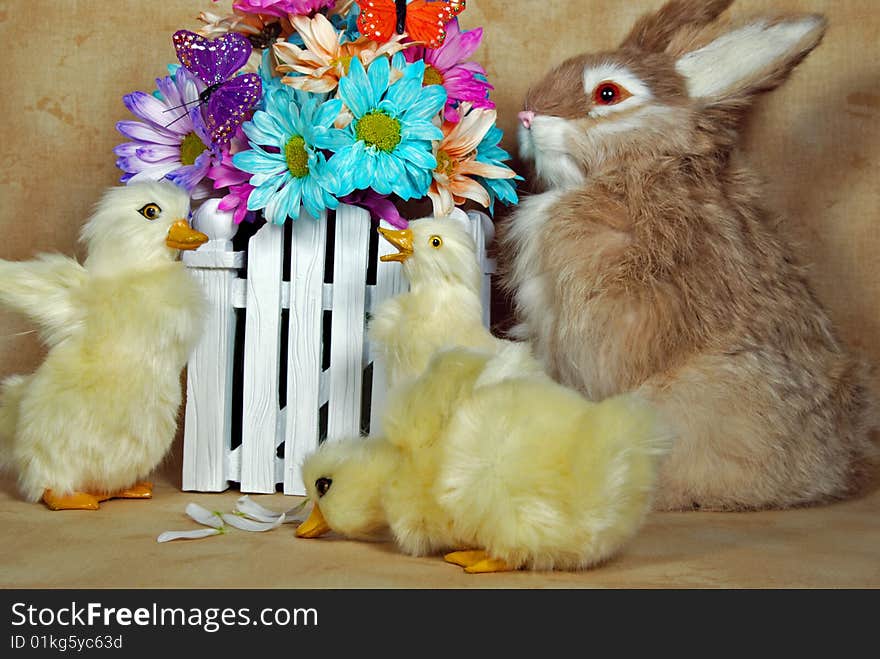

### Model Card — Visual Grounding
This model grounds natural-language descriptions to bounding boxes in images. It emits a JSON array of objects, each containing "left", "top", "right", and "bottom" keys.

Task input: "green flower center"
[
  {"left": 179, "top": 132, "right": 208, "bottom": 167},
  {"left": 423, "top": 65, "right": 444, "bottom": 87},
  {"left": 436, "top": 150, "right": 455, "bottom": 176},
  {"left": 332, "top": 54, "right": 354, "bottom": 74},
  {"left": 285, "top": 135, "right": 310, "bottom": 178},
  {"left": 355, "top": 111, "right": 402, "bottom": 153}
]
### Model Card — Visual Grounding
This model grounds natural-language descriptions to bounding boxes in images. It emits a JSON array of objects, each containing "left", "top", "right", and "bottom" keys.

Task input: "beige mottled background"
[{"left": 1, "top": 0, "right": 878, "bottom": 386}]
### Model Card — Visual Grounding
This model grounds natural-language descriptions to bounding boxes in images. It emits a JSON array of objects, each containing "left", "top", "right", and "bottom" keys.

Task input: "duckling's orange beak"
[
  {"left": 167, "top": 219, "right": 209, "bottom": 251},
  {"left": 295, "top": 503, "right": 331, "bottom": 538},
  {"left": 378, "top": 227, "right": 413, "bottom": 262}
]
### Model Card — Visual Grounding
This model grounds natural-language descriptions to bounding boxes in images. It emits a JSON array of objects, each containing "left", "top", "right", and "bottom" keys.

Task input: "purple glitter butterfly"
[{"left": 171, "top": 30, "right": 262, "bottom": 145}]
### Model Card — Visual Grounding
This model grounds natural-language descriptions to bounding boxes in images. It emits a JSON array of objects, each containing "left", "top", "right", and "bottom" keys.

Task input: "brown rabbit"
[{"left": 502, "top": 0, "right": 877, "bottom": 511}]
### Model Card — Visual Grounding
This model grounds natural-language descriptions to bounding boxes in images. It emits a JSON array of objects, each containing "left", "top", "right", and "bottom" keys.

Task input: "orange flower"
[
  {"left": 429, "top": 105, "right": 518, "bottom": 218},
  {"left": 273, "top": 13, "right": 409, "bottom": 94}
]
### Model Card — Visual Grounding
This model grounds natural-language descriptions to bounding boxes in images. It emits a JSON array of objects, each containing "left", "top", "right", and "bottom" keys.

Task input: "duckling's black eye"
[
  {"left": 429, "top": 236, "right": 443, "bottom": 249},
  {"left": 138, "top": 203, "right": 161, "bottom": 220},
  {"left": 315, "top": 477, "right": 332, "bottom": 497}
]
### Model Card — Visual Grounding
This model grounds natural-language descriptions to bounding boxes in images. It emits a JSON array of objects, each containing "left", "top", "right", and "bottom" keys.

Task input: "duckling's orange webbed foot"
[
  {"left": 42, "top": 489, "right": 102, "bottom": 511},
  {"left": 444, "top": 550, "right": 513, "bottom": 573},
  {"left": 465, "top": 557, "right": 512, "bottom": 574},
  {"left": 112, "top": 481, "right": 153, "bottom": 499},
  {"left": 444, "top": 550, "right": 487, "bottom": 568},
  {"left": 42, "top": 482, "right": 154, "bottom": 510}
]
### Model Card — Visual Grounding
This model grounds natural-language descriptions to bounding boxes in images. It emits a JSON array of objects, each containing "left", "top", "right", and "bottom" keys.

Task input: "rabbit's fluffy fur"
[{"left": 502, "top": 0, "right": 877, "bottom": 510}]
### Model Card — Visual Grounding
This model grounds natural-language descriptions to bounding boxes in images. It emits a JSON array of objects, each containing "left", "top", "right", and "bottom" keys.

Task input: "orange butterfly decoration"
[{"left": 356, "top": 0, "right": 467, "bottom": 49}]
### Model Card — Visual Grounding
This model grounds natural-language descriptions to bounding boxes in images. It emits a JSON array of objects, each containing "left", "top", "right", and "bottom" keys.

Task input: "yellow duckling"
[
  {"left": 369, "top": 215, "right": 539, "bottom": 387},
  {"left": 297, "top": 347, "right": 670, "bottom": 572},
  {"left": 0, "top": 181, "right": 208, "bottom": 510}
]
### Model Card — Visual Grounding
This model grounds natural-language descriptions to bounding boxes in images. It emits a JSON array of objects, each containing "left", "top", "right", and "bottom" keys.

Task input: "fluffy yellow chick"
[
  {"left": 369, "top": 216, "right": 539, "bottom": 387},
  {"left": 0, "top": 181, "right": 208, "bottom": 510},
  {"left": 297, "top": 347, "right": 670, "bottom": 572}
]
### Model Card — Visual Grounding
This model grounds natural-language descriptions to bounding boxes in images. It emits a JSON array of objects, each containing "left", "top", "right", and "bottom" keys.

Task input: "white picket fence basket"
[{"left": 181, "top": 200, "right": 495, "bottom": 496}]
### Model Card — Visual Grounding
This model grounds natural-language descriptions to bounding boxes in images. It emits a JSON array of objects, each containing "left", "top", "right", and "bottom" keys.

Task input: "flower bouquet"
[
  {"left": 115, "top": 0, "right": 519, "bottom": 229},
  {"left": 115, "top": 1, "right": 518, "bottom": 495}
]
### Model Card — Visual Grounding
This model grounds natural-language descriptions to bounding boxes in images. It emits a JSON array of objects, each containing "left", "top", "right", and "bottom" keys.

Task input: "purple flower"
[
  {"left": 114, "top": 67, "right": 221, "bottom": 198},
  {"left": 341, "top": 190, "right": 407, "bottom": 229},
  {"left": 404, "top": 19, "right": 494, "bottom": 122},
  {"left": 229, "top": 0, "right": 335, "bottom": 19}
]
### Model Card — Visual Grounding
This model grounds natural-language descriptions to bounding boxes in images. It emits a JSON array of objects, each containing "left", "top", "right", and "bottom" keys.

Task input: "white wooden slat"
[
  {"left": 319, "top": 371, "right": 329, "bottom": 407},
  {"left": 368, "top": 219, "right": 409, "bottom": 435},
  {"left": 240, "top": 221, "right": 284, "bottom": 493},
  {"left": 183, "top": 250, "right": 244, "bottom": 269},
  {"left": 182, "top": 251, "right": 237, "bottom": 491},
  {"left": 468, "top": 211, "right": 494, "bottom": 328},
  {"left": 326, "top": 204, "right": 371, "bottom": 441},
  {"left": 182, "top": 200, "right": 242, "bottom": 493},
  {"left": 227, "top": 446, "right": 241, "bottom": 483},
  {"left": 271, "top": 281, "right": 334, "bottom": 311},
  {"left": 276, "top": 456, "right": 286, "bottom": 486},
  {"left": 283, "top": 210, "right": 328, "bottom": 495},
  {"left": 232, "top": 278, "right": 247, "bottom": 308}
]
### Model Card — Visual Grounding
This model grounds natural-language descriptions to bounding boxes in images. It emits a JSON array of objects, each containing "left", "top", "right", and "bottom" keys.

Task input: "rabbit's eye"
[{"left": 593, "top": 82, "right": 631, "bottom": 106}]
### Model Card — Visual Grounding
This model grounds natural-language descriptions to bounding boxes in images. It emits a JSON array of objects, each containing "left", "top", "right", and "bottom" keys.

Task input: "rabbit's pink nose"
[{"left": 518, "top": 110, "right": 535, "bottom": 129}]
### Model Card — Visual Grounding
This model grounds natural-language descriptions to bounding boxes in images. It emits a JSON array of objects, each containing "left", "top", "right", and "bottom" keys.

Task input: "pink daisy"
[
  {"left": 404, "top": 18, "right": 494, "bottom": 122},
  {"left": 206, "top": 128, "right": 257, "bottom": 224}
]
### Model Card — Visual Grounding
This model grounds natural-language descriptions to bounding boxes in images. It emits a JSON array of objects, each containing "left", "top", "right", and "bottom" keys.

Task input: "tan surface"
[
  {"left": 0, "top": 1, "right": 878, "bottom": 587},
  {"left": 1, "top": 470, "right": 878, "bottom": 588}
]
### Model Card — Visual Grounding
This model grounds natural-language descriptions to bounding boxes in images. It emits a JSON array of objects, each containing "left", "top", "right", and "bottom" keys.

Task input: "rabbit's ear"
[
  {"left": 621, "top": 0, "right": 734, "bottom": 53},
  {"left": 675, "top": 15, "right": 826, "bottom": 103}
]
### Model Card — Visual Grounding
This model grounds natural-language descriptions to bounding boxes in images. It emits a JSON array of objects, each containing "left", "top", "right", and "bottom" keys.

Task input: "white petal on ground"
[
  {"left": 235, "top": 495, "right": 309, "bottom": 523},
  {"left": 221, "top": 513, "right": 286, "bottom": 532},
  {"left": 157, "top": 528, "right": 223, "bottom": 543},
  {"left": 281, "top": 499, "right": 310, "bottom": 523},
  {"left": 159, "top": 500, "right": 307, "bottom": 543},
  {"left": 185, "top": 502, "right": 225, "bottom": 529}
]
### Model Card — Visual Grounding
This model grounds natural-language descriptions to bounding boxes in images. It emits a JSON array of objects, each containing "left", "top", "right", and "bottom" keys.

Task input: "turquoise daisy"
[
  {"left": 326, "top": 55, "right": 447, "bottom": 201},
  {"left": 233, "top": 85, "right": 342, "bottom": 223},
  {"left": 258, "top": 48, "right": 286, "bottom": 97},
  {"left": 475, "top": 124, "right": 521, "bottom": 215}
]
